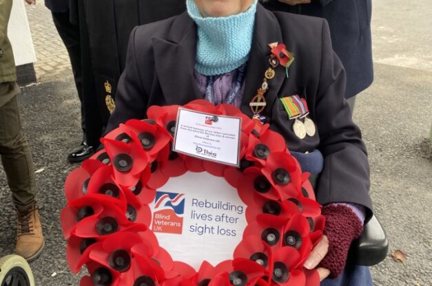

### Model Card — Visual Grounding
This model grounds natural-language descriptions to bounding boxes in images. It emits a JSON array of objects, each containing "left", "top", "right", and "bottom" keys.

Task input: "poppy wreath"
[{"left": 61, "top": 99, "right": 325, "bottom": 286}]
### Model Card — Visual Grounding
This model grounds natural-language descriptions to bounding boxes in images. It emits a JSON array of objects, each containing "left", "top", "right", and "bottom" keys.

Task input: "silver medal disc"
[
  {"left": 293, "top": 119, "right": 306, "bottom": 139},
  {"left": 304, "top": 117, "right": 316, "bottom": 136}
]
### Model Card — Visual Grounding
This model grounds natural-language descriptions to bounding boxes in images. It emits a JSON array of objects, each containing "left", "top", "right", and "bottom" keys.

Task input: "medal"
[
  {"left": 304, "top": 117, "right": 316, "bottom": 136},
  {"left": 293, "top": 119, "right": 306, "bottom": 139}
]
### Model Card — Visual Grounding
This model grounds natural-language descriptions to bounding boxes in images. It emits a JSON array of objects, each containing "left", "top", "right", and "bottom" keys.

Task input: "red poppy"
[
  {"left": 233, "top": 235, "right": 272, "bottom": 270},
  {"left": 246, "top": 198, "right": 299, "bottom": 226},
  {"left": 269, "top": 246, "right": 305, "bottom": 286},
  {"left": 124, "top": 119, "right": 172, "bottom": 160},
  {"left": 102, "top": 137, "right": 150, "bottom": 187},
  {"left": 209, "top": 258, "right": 268, "bottom": 286},
  {"left": 61, "top": 194, "right": 124, "bottom": 240},
  {"left": 261, "top": 152, "right": 302, "bottom": 199},
  {"left": 244, "top": 124, "right": 287, "bottom": 167},
  {"left": 64, "top": 159, "right": 105, "bottom": 201},
  {"left": 238, "top": 167, "right": 281, "bottom": 205},
  {"left": 147, "top": 104, "right": 180, "bottom": 132},
  {"left": 270, "top": 43, "right": 294, "bottom": 68}
]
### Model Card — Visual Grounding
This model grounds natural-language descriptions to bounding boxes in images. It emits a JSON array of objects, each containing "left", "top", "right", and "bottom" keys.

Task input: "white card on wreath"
[{"left": 173, "top": 108, "right": 241, "bottom": 166}]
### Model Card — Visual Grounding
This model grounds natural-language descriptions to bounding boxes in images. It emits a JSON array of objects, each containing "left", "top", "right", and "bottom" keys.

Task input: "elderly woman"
[{"left": 106, "top": 0, "right": 373, "bottom": 285}]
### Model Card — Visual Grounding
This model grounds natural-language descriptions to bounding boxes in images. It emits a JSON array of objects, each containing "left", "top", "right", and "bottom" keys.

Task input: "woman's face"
[{"left": 195, "top": 0, "right": 254, "bottom": 17}]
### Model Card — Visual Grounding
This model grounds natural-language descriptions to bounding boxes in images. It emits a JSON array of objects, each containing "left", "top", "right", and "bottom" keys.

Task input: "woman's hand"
[
  {"left": 277, "top": 0, "right": 311, "bottom": 6},
  {"left": 304, "top": 235, "right": 331, "bottom": 281}
]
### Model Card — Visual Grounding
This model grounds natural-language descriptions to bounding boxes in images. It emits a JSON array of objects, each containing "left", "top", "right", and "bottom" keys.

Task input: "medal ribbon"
[{"left": 280, "top": 95, "right": 308, "bottom": 119}]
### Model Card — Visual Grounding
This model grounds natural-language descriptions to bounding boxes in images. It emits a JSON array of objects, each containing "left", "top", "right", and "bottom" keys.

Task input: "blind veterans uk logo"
[{"left": 152, "top": 191, "right": 185, "bottom": 234}]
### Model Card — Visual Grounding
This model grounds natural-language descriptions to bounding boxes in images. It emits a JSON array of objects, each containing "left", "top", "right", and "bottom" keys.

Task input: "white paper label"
[{"left": 173, "top": 108, "right": 241, "bottom": 166}]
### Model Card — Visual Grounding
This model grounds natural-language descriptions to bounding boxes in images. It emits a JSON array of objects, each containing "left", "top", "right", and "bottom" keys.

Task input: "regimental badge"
[
  {"left": 104, "top": 81, "right": 112, "bottom": 94},
  {"left": 105, "top": 95, "right": 116, "bottom": 113}
]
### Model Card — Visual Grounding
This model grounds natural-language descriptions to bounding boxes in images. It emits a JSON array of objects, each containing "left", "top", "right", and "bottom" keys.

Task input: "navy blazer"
[
  {"left": 108, "top": 4, "right": 372, "bottom": 216},
  {"left": 44, "top": 0, "right": 69, "bottom": 13},
  {"left": 262, "top": 0, "right": 373, "bottom": 98}
]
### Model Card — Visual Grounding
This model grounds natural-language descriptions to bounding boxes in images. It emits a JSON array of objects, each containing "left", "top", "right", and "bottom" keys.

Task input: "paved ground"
[{"left": 0, "top": 1, "right": 431, "bottom": 285}]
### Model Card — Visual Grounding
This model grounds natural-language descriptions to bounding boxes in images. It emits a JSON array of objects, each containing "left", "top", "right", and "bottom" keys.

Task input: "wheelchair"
[{"left": 0, "top": 255, "right": 34, "bottom": 286}]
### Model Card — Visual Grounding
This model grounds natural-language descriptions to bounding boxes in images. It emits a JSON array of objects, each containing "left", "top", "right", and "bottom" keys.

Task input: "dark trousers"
[
  {"left": 51, "top": 10, "right": 104, "bottom": 147},
  {"left": 322, "top": 265, "right": 372, "bottom": 286},
  {"left": 0, "top": 83, "right": 36, "bottom": 210},
  {"left": 52, "top": 11, "right": 85, "bottom": 136}
]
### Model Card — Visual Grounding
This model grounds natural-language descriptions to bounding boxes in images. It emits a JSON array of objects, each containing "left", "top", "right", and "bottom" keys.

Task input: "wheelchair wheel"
[{"left": 0, "top": 255, "right": 35, "bottom": 286}]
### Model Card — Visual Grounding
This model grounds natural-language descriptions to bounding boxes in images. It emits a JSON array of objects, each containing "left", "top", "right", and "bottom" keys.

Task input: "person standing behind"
[
  {"left": 261, "top": 0, "right": 373, "bottom": 111},
  {"left": 45, "top": 0, "right": 104, "bottom": 163},
  {"left": 0, "top": 0, "right": 44, "bottom": 261},
  {"left": 44, "top": 0, "right": 186, "bottom": 163}
]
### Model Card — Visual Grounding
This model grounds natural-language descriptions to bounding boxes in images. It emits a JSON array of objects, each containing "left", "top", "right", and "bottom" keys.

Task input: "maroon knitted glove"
[{"left": 319, "top": 204, "right": 363, "bottom": 278}]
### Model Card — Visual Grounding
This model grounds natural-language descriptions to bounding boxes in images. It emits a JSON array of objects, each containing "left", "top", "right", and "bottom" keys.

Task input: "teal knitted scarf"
[{"left": 186, "top": 0, "right": 257, "bottom": 76}]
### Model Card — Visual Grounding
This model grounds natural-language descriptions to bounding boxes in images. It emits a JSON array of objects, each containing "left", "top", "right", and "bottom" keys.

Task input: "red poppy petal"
[
  {"left": 172, "top": 261, "right": 196, "bottom": 278},
  {"left": 197, "top": 260, "right": 216, "bottom": 281},
  {"left": 182, "top": 155, "right": 205, "bottom": 172},
  {"left": 282, "top": 269, "right": 306, "bottom": 286},
  {"left": 184, "top": 99, "right": 217, "bottom": 113},
  {"left": 304, "top": 269, "right": 320, "bottom": 286},
  {"left": 64, "top": 167, "right": 90, "bottom": 201},
  {"left": 223, "top": 167, "right": 243, "bottom": 188},
  {"left": 300, "top": 175, "right": 316, "bottom": 201},
  {"left": 272, "top": 247, "right": 301, "bottom": 270},
  {"left": 160, "top": 156, "right": 187, "bottom": 178},
  {"left": 233, "top": 235, "right": 270, "bottom": 263},
  {"left": 208, "top": 272, "right": 230, "bottom": 286},
  {"left": 146, "top": 168, "right": 169, "bottom": 189},
  {"left": 79, "top": 276, "right": 93, "bottom": 286},
  {"left": 102, "top": 138, "right": 149, "bottom": 187},
  {"left": 66, "top": 235, "right": 95, "bottom": 273},
  {"left": 203, "top": 160, "right": 227, "bottom": 177}
]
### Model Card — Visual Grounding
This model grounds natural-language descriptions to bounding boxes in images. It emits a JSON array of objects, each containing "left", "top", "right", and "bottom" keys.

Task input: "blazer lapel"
[
  {"left": 241, "top": 5, "right": 286, "bottom": 118},
  {"left": 152, "top": 13, "right": 202, "bottom": 105}
]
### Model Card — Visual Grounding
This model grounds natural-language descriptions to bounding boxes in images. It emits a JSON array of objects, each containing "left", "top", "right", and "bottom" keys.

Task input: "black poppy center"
[
  {"left": 261, "top": 228, "right": 280, "bottom": 246},
  {"left": 96, "top": 217, "right": 118, "bottom": 235},
  {"left": 80, "top": 238, "right": 97, "bottom": 254},
  {"left": 166, "top": 121, "right": 176, "bottom": 135},
  {"left": 288, "top": 198, "right": 303, "bottom": 211},
  {"left": 97, "top": 152, "right": 111, "bottom": 165},
  {"left": 109, "top": 249, "right": 131, "bottom": 272},
  {"left": 284, "top": 231, "right": 302, "bottom": 249},
  {"left": 262, "top": 201, "right": 281, "bottom": 215},
  {"left": 250, "top": 252, "right": 268, "bottom": 267},
  {"left": 134, "top": 276, "right": 156, "bottom": 286},
  {"left": 115, "top": 133, "right": 132, "bottom": 143},
  {"left": 254, "top": 175, "right": 271, "bottom": 193},
  {"left": 76, "top": 206, "right": 94, "bottom": 221},
  {"left": 198, "top": 279, "right": 211, "bottom": 286},
  {"left": 253, "top": 144, "right": 270, "bottom": 159},
  {"left": 82, "top": 178, "right": 90, "bottom": 194},
  {"left": 130, "top": 181, "right": 142, "bottom": 195},
  {"left": 272, "top": 262, "right": 289, "bottom": 283},
  {"left": 138, "top": 132, "right": 155, "bottom": 150},
  {"left": 272, "top": 168, "right": 290, "bottom": 185},
  {"left": 114, "top": 153, "right": 133, "bottom": 173},
  {"left": 92, "top": 267, "right": 112, "bottom": 286},
  {"left": 240, "top": 159, "right": 254, "bottom": 171},
  {"left": 99, "top": 183, "right": 120, "bottom": 198},
  {"left": 229, "top": 271, "right": 248, "bottom": 286},
  {"left": 126, "top": 205, "right": 137, "bottom": 221}
]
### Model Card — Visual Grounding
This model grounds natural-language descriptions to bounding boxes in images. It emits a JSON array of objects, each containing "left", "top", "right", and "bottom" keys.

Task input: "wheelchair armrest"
[{"left": 348, "top": 215, "right": 389, "bottom": 266}]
